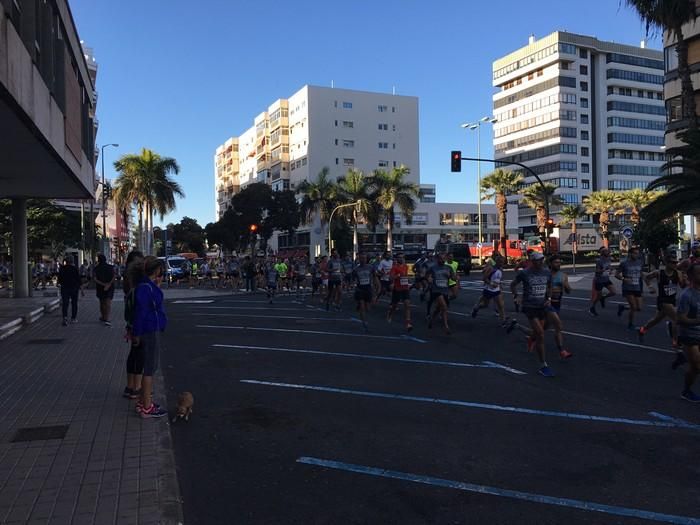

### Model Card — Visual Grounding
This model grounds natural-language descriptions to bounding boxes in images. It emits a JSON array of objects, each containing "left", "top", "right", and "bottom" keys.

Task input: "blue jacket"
[{"left": 132, "top": 277, "right": 167, "bottom": 336}]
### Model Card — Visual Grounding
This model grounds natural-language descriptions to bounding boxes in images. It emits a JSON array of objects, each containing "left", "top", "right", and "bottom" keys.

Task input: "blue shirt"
[{"left": 132, "top": 278, "right": 167, "bottom": 336}]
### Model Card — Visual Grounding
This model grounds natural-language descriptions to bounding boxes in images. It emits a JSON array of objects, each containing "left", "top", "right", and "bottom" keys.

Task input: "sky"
[{"left": 69, "top": 0, "right": 661, "bottom": 227}]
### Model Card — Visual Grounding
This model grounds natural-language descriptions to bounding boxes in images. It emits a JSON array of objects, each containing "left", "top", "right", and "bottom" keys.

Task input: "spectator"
[
  {"left": 123, "top": 250, "right": 144, "bottom": 400},
  {"left": 58, "top": 256, "right": 81, "bottom": 326},
  {"left": 94, "top": 254, "right": 116, "bottom": 326}
]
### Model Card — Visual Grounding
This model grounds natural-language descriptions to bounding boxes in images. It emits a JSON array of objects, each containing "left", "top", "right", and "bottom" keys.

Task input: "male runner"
[
  {"left": 615, "top": 245, "right": 644, "bottom": 330},
  {"left": 471, "top": 255, "right": 506, "bottom": 324},
  {"left": 353, "top": 253, "right": 375, "bottom": 332},
  {"left": 294, "top": 257, "right": 309, "bottom": 300},
  {"left": 510, "top": 252, "right": 555, "bottom": 377},
  {"left": 427, "top": 253, "right": 455, "bottom": 335},
  {"left": 376, "top": 251, "right": 394, "bottom": 303},
  {"left": 387, "top": 253, "right": 413, "bottom": 331},
  {"left": 589, "top": 246, "right": 617, "bottom": 316},
  {"left": 677, "top": 263, "right": 700, "bottom": 402},
  {"left": 412, "top": 251, "right": 430, "bottom": 302},
  {"left": 342, "top": 255, "right": 355, "bottom": 291},
  {"left": 326, "top": 251, "right": 343, "bottom": 311},
  {"left": 446, "top": 252, "right": 459, "bottom": 300},
  {"left": 265, "top": 260, "right": 279, "bottom": 304}
]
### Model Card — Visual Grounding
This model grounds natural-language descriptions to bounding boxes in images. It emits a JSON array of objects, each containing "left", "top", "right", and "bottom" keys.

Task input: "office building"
[{"left": 493, "top": 31, "right": 665, "bottom": 232}]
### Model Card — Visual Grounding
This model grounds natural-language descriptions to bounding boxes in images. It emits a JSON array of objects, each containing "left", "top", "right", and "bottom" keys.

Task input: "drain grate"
[
  {"left": 26, "top": 339, "right": 65, "bottom": 345},
  {"left": 11, "top": 425, "right": 69, "bottom": 442}
]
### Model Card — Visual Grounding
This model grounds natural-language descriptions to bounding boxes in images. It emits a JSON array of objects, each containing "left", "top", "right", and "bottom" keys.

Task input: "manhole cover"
[
  {"left": 11, "top": 425, "right": 69, "bottom": 442},
  {"left": 26, "top": 339, "right": 65, "bottom": 345}
]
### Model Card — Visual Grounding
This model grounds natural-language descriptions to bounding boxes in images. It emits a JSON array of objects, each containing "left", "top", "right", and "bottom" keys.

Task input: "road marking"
[
  {"left": 195, "top": 313, "right": 355, "bottom": 322},
  {"left": 194, "top": 306, "right": 315, "bottom": 312},
  {"left": 172, "top": 299, "right": 215, "bottom": 304},
  {"left": 197, "top": 325, "right": 427, "bottom": 343},
  {"left": 296, "top": 457, "right": 700, "bottom": 525},
  {"left": 240, "top": 380, "right": 699, "bottom": 432},
  {"left": 562, "top": 331, "right": 676, "bottom": 354},
  {"left": 213, "top": 344, "right": 526, "bottom": 374}
]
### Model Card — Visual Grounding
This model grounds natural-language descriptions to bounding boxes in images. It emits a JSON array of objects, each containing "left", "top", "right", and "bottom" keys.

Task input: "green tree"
[
  {"left": 620, "top": 188, "right": 662, "bottom": 226},
  {"left": 113, "top": 148, "right": 184, "bottom": 255},
  {"left": 297, "top": 168, "right": 338, "bottom": 253},
  {"left": 632, "top": 218, "right": 679, "bottom": 267},
  {"left": 266, "top": 190, "right": 301, "bottom": 238},
  {"left": 625, "top": 0, "right": 698, "bottom": 129},
  {"left": 336, "top": 168, "right": 380, "bottom": 256},
  {"left": 369, "top": 166, "right": 420, "bottom": 252},
  {"left": 172, "top": 217, "right": 206, "bottom": 255},
  {"left": 583, "top": 190, "right": 625, "bottom": 248},
  {"left": 520, "top": 183, "right": 563, "bottom": 236},
  {"left": 480, "top": 168, "right": 523, "bottom": 252}
]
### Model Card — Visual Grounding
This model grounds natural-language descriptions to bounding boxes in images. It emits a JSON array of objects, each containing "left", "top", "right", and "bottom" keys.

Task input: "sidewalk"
[
  {"left": 0, "top": 288, "right": 61, "bottom": 340},
  {"left": 0, "top": 296, "right": 183, "bottom": 524}
]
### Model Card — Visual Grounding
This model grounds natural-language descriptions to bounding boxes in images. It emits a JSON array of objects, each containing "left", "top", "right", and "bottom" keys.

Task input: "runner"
[
  {"left": 294, "top": 257, "right": 309, "bottom": 300},
  {"left": 229, "top": 256, "right": 241, "bottom": 291},
  {"left": 589, "top": 246, "right": 617, "bottom": 316},
  {"left": 546, "top": 254, "right": 573, "bottom": 359},
  {"left": 353, "top": 253, "right": 375, "bottom": 332},
  {"left": 326, "top": 250, "right": 343, "bottom": 311},
  {"left": 677, "top": 262, "right": 700, "bottom": 402},
  {"left": 79, "top": 260, "right": 90, "bottom": 296},
  {"left": 446, "top": 252, "right": 459, "bottom": 300},
  {"left": 387, "top": 253, "right": 413, "bottom": 331},
  {"left": 311, "top": 257, "right": 322, "bottom": 299},
  {"left": 342, "top": 255, "right": 355, "bottom": 292},
  {"left": 510, "top": 252, "right": 555, "bottom": 377},
  {"left": 679, "top": 240, "right": 700, "bottom": 272},
  {"left": 471, "top": 255, "right": 506, "bottom": 324},
  {"left": 215, "top": 259, "right": 226, "bottom": 288},
  {"left": 275, "top": 258, "right": 289, "bottom": 293},
  {"left": 265, "top": 260, "right": 279, "bottom": 304},
  {"left": 190, "top": 260, "right": 199, "bottom": 288},
  {"left": 376, "top": 251, "right": 393, "bottom": 303},
  {"left": 427, "top": 253, "right": 455, "bottom": 335},
  {"left": 412, "top": 251, "right": 430, "bottom": 302},
  {"left": 615, "top": 246, "right": 644, "bottom": 330}
]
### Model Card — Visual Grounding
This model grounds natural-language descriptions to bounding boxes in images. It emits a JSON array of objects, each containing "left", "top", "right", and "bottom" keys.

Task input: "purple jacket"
[{"left": 131, "top": 277, "right": 167, "bottom": 336}]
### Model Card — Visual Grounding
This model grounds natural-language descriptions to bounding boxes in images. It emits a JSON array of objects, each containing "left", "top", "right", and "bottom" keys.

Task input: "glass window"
[
  {"left": 606, "top": 69, "right": 663, "bottom": 84},
  {"left": 581, "top": 163, "right": 590, "bottom": 173},
  {"left": 581, "top": 130, "right": 589, "bottom": 141},
  {"left": 378, "top": 105, "right": 387, "bottom": 112},
  {"left": 342, "top": 102, "right": 352, "bottom": 109},
  {"left": 342, "top": 121, "right": 354, "bottom": 128},
  {"left": 343, "top": 158, "right": 354, "bottom": 166},
  {"left": 582, "top": 179, "right": 590, "bottom": 189},
  {"left": 666, "top": 96, "right": 682, "bottom": 123},
  {"left": 343, "top": 140, "right": 354, "bottom": 147},
  {"left": 664, "top": 45, "right": 679, "bottom": 73},
  {"left": 581, "top": 147, "right": 589, "bottom": 157},
  {"left": 580, "top": 65, "right": 588, "bottom": 75},
  {"left": 580, "top": 114, "right": 589, "bottom": 124},
  {"left": 581, "top": 98, "right": 588, "bottom": 108},
  {"left": 580, "top": 81, "right": 588, "bottom": 92},
  {"left": 579, "top": 48, "right": 588, "bottom": 59},
  {"left": 606, "top": 53, "right": 663, "bottom": 69}
]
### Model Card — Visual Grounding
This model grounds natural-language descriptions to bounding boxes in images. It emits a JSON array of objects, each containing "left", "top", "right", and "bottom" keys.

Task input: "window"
[
  {"left": 342, "top": 121, "right": 354, "bottom": 128},
  {"left": 581, "top": 163, "right": 590, "bottom": 173},
  {"left": 607, "top": 52, "right": 664, "bottom": 69},
  {"left": 334, "top": 139, "right": 338, "bottom": 145},
  {"left": 579, "top": 65, "right": 588, "bottom": 75},
  {"left": 334, "top": 101, "right": 338, "bottom": 108},
  {"left": 561, "top": 194, "right": 579, "bottom": 204},
  {"left": 378, "top": 142, "right": 389, "bottom": 149},
  {"left": 606, "top": 69, "right": 663, "bottom": 84},
  {"left": 581, "top": 97, "right": 588, "bottom": 108},
  {"left": 412, "top": 213, "right": 428, "bottom": 226},
  {"left": 343, "top": 139, "right": 355, "bottom": 147},
  {"left": 607, "top": 116, "right": 665, "bottom": 130},
  {"left": 581, "top": 147, "right": 589, "bottom": 157},
  {"left": 579, "top": 49, "right": 588, "bottom": 59},
  {"left": 607, "top": 133, "right": 664, "bottom": 146},
  {"left": 392, "top": 124, "right": 396, "bottom": 131},
  {"left": 392, "top": 106, "right": 396, "bottom": 112},
  {"left": 607, "top": 101, "right": 665, "bottom": 116},
  {"left": 665, "top": 45, "right": 679, "bottom": 73},
  {"left": 335, "top": 158, "right": 339, "bottom": 165},
  {"left": 559, "top": 43, "right": 577, "bottom": 55},
  {"left": 608, "top": 164, "right": 661, "bottom": 177},
  {"left": 334, "top": 120, "right": 338, "bottom": 127},
  {"left": 495, "top": 76, "right": 576, "bottom": 108},
  {"left": 497, "top": 143, "right": 577, "bottom": 164},
  {"left": 378, "top": 105, "right": 388, "bottom": 112},
  {"left": 581, "top": 179, "right": 590, "bottom": 189},
  {"left": 581, "top": 130, "right": 589, "bottom": 140},
  {"left": 378, "top": 123, "right": 388, "bottom": 130},
  {"left": 342, "top": 102, "right": 352, "bottom": 109},
  {"left": 494, "top": 126, "right": 577, "bottom": 152},
  {"left": 580, "top": 114, "right": 589, "bottom": 124},
  {"left": 343, "top": 158, "right": 354, "bottom": 166},
  {"left": 302, "top": 158, "right": 307, "bottom": 166},
  {"left": 556, "top": 177, "right": 578, "bottom": 188},
  {"left": 580, "top": 81, "right": 588, "bottom": 92},
  {"left": 666, "top": 96, "right": 682, "bottom": 122},
  {"left": 378, "top": 160, "right": 389, "bottom": 167},
  {"left": 637, "top": 89, "right": 645, "bottom": 98},
  {"left": 392, "top": 143, "right": 396, "bottom": 149},
  {"left": 608, "top": 180, "right": 648, "bottom": 190}
]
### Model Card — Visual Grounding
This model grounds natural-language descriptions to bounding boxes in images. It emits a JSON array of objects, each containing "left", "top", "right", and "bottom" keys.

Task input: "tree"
[
  {"left": 625, "top": 0, "right": 698, "bottom": 129},
  {"left": 113, "top": 148, "right": 184, "bottom": 255},
  {"left": 172, "top": 217, "right": 206, "bottom": 255},
  {"left": 520, "top": 183, "right": 563, "bottom": 235},
  {"left": 297, "top": 168, "right": 338, "bottom": 254},
  {"left": 336, "top": 169, "right": 380, "bottom": 257},
  {"left": 632, "top": 218, "right": 679, "bottom": 268},
  {"left": 480, "top": 168, "right": 523, "bottom": 252},
  {"left": 620, "top": 188, "right": 662, "bottom": 226},
  {"left": 584, "top": 190, "right": 625, "bottom": 248},
  {"left": 558, "top": 204, "right": 587, "bottom": 255},
  {"left": 266, "top": 190, "right": 301, "bottom": 238},
  {"left": 369, "top": 166, "right": 420, "bottom": 252}
]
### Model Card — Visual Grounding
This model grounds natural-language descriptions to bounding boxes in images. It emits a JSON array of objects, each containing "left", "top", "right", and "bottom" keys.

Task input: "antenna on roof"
[
  {"left": 331, "top": 80, "right": 334, "bottom": 88},
  {"left": 392, "top": 85, "right": 396, "bottom": 95}
]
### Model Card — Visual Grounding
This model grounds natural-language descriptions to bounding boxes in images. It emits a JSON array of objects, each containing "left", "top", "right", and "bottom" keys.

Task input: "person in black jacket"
[{"left": 58, "top": 256, "right": 81, "bottom": 326}]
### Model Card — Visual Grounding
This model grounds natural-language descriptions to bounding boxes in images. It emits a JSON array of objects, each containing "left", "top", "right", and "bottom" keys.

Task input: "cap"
[{"left": 530, "top": 252, "right": 545, "bottom": 261}]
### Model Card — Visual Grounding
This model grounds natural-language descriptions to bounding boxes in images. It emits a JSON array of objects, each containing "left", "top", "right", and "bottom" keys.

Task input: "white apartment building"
[
  {"left": 492, "top": 31, "right": 665, "bottom": 232},
  {"left": 215, "top": 85, "right": 420, "bottom": 220}
]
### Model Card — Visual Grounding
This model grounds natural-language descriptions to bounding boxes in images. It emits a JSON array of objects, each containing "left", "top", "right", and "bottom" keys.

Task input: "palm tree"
[
  {"left": 620, "top": 188, "right": 662, "bottom": 226},
  {"left": 558, "top": 204, "right": 586, "bottom": 253},
  {"left": 369, "top": 166, "right": 420, "bottom": 252},
  {"left": 296, "top": 167, "right": 338, "bottom": 254},
  {"left": 480, "top": 168, "right": 523, "bottom": 252},
  {"left": 520, "top": 183, "right": 563, "bottom": 235},
  {"left": 583, "top": 190, "right": 625, "bottom": 248},
  {"left": 625, "top": 0, "right": 698, "bottom": 129},
  {"left": 336, "top": 168, "right": 380, "bottom": 257},
  {"left": 113, "top": 148, "right": 183, "bottom": 254}
]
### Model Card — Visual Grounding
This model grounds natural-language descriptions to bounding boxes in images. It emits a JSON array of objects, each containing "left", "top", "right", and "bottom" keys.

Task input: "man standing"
[
  {"left": 58, "top": 256, "right": 81, "bottom": 326},
  {"left": 94, "top": 254, "right": 116, "bottom": 327}
]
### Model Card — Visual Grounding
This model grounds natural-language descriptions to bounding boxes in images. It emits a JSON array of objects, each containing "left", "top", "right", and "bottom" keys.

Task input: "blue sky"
[{"left": 69, "top": 0, "right": 660, "bottom": 227}]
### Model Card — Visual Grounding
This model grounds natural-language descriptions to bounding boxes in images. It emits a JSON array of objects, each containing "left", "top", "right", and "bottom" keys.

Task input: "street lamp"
[
  {"left": 328, "top": 201, "right": 361, "bottom": 258},
  {"left": 461, "top": 116, "right": 497, "bottom": 262},
  {"left": 100, "top": 143, "right": 119, "bottom": 260}
]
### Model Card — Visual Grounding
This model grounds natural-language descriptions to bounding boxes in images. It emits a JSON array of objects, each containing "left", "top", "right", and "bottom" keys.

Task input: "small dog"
[{"left": 172, "top": 391, "right": 194, "bottom": 423}]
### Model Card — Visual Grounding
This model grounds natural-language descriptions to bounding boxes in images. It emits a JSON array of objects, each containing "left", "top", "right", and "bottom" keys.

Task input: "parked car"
[
  {"left": 434, "top": 242, "right": 472, "bottom": 275},
  {"left": 158, "top": 256, "right": 188, "bottom": 281}
]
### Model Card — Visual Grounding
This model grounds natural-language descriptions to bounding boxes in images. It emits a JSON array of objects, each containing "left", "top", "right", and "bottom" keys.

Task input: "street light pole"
[
  {"left": 100, "top": 143, "right": 119, "bottom": 260},
  {"left": 328, "top": 201, "right": 361, "bottom": 257}
]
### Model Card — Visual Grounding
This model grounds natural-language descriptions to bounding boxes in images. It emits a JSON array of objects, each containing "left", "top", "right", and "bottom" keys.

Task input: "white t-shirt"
[
  {"left": 378, "top": 259, "right": 393, "bottom": 281},
  {"left": 485, "top": 268, "right": 503, "bottom": 293}
]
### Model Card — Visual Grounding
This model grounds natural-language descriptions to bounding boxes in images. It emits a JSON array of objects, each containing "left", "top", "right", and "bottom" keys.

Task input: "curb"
[{"left": 0, "top": 298, "right": 61, "bottom": 340}]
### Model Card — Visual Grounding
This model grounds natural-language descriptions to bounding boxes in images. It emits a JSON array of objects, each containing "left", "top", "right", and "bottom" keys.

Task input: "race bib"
[
  {"left": 400, "top": 277, "right": 409, "bottom": 286},
  {"left": 359, "top": 277, "right": 370, "bottom": 285},
  {"left": 531, "top": 284, "right": 547, "bottom": 297},
  {"left": 664, "top": 285, "right": 677, "bottom": 296},
  {"left": 435, "top": 279, "right": 448, "bottom": 288}
]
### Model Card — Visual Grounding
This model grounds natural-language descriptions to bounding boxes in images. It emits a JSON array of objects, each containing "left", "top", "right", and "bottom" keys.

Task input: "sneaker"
[
  {"left": 62, "top": 318, "right": 68, "bottom": 327},
  {"left": 588, "top": 307, "right": 598, "bottom": 317},
  {"left": 559, "top": 349, "right": 573, "bottom": 359},
  {"left": 104, "top": 320, "right": 112, "bottom": 327},
  {"left": 71, "top": 318, "right": 78, "bottom": 324},
  {"left": 140, "top": 403, "right": 167, "bottom": 418},
  {"left": 638, "top": 326, "right": 647, "bottom": 342},
  {"left": 681, "top": 389, "right": 700, "bottom": 403},
  {"left": 128, "top": 389, "right": 142, "bottom": 400},
  {"left": 122, "top": 387, "right": 132, "bottom": 398},
  {"left": 600, "top": 294, "right": 606, "bottom": 308},
  {"left": 672, "top": 352, "right": 687, "bottom": 370},
  {"left": 539, "top": 366, "right": 555, "bottom": 378},
  {"left": 617, "top": 304, "right": 625, "bottom": 317},
  {"left": 135, "top": 401, "right": 143, "bottom": 413},
  {"left": 406, "top": 322, "right": 413, "bottom": 332},
  {"left": 505, "top": 319, "right": 518, "bottom": 334},
  {"left": 526, "top": 336, "right": 536, "bottom": 353}
]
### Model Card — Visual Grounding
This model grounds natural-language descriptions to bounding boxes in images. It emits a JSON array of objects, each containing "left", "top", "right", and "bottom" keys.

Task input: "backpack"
[{"left": 124, "top": 282, "right": 151, "bottom": 327}]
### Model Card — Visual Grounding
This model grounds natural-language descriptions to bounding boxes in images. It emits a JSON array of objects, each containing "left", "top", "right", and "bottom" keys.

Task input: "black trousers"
[{"left": 61, "top": 289, "right": 79, "bottom": 319}]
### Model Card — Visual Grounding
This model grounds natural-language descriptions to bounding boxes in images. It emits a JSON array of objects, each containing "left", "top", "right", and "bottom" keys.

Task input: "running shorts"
[
  {"left": 354, "top": 288, "right": 372, "bottom": 303},
  {"left": 523, "top": 306, "right": 546, "bottom": 321},
  {"left": 391, "top": 290, "right": 409, "bottom": 304}
]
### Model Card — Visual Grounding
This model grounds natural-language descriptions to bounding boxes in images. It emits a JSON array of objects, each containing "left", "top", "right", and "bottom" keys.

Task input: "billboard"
[{"left": 556, "top": 227, "right": 604, "bottom": 253}]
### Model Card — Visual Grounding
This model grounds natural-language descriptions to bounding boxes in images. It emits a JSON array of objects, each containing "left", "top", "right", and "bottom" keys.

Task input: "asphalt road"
[{"left": 161, "top": 276, "right": 700, "bottom": 525}]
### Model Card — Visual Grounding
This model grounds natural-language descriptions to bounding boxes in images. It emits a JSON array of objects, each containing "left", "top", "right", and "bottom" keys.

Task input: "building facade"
[
  {"left": 215, "top": 85, "right": 420, "bottom": 219},
  {"left": 492, "top": 31, "right": 665, "bottom": 232}
]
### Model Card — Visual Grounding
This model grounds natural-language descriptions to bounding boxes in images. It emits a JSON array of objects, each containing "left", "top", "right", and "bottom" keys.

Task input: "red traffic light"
[
  {"left": 450, "top": 150, "right": 462, "bottom": 172},
  {"left": 249, "top": 224, "right": 258, "bottom": 232}
]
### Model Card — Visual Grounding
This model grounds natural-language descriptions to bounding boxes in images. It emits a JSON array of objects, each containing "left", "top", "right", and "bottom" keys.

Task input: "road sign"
[
  {"left": 621, "top": 226, "right": 633, "bottom": 240},
  {"left": 476, "top": 242, "right": 483, "bottom": 249}
]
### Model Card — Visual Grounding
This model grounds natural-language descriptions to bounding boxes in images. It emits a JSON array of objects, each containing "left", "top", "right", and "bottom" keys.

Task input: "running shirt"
[
  {"left": 678, "top": 287, "right": 700, "bottom": 340},
  {"left": 595, "top": 255, "right": 613, "bottom": 284},
  {"left": 342, "top": 259, "right": 354, "bottom": 276},
  {"left": 275, "top": 262, "right": 288, "bottom": 278},
  {"left": 485, "top": 268, "right": 503, "bottom": 293},
  {"left": 295, "top": 261, "right": 308, "bottom": 278},
  {"left": 390, "top": 264, "right": 411, "bottom": 291},
  {"left": 447, "top": 260, "right": 459, "bottom": 286},
  {"left": 429, "top": 264, "right": 455, "bottom": 294},
  {"left": 266, "top": 265, "right": 279, "bottom": 286},
  {"left": 550, "top": 271, "right": 565, "bottom": 303},
  {"left": 216, "top": 262, "right": 225, "bottom": 274},
  {"left": 353, "top": 264, "right": 374, "bottom": 290},
  {"left": 413, "top": 257, "right": 428, "bottom": 278},
  {"left": 378, "top": 259, "right": 393, "bottom": 282},
  {"left": 659, "top": 269, "right": 680, "bottom": 300},
  {"left": 328, "top": 259, "right": 343, "bottom": 282},
  {"left": 513, "top": 268, "right": 552, "bottom": 309},
  {"left": 228, "top": 260, "right": 239, "bottom": 273},
  {"left": 618, "top": 258, "right": 643, "bottom": 293},
  {"left": 79, "top": 264, "right": 89, "bottom": 278}
]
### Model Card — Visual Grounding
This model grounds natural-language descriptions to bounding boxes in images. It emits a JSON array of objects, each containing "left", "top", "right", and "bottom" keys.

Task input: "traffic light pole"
[{"left": 458, "top": 156, "right": 551, "bottom": 254}]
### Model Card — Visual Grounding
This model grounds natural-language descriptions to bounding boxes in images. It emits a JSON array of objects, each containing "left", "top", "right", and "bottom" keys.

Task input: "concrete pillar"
[{"left": 11, "top": 198, "right": 28, "bottom": 298}]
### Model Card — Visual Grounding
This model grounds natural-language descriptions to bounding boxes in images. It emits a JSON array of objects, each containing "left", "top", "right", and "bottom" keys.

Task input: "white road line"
[
  {"left": 213, "top": 344, "right": 526, "bottom": 375},
  {"left": 195, "top": 313, "right": 355, "bottom": 322},
  {"left": 193, "top": 306, "right": 313, "bottom": 311},
  {"left": 196, "top": 325, "right": 427, "bottom": 343},
  {"left": 561, "top": 331, "right": 676, "bottom": 354},
  {"left": 172, "top": 299, "right": 215, "bottom": 304}
]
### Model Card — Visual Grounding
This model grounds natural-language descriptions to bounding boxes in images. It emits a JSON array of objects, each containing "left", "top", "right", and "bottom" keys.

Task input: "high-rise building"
[
  {"left": 492, "top": 31, "right": 665, "bottom": 232},
  {"left": 215, "top": 85, "right": 420, "bottom": 219}
]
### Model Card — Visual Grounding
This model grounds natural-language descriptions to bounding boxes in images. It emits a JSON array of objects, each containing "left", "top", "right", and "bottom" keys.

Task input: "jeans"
[
  {"left": 61, "top": 289, "right": 79, "bottom": 319},
  {"left": 245, "top": 275, "right": 256, "bottom": 292}
]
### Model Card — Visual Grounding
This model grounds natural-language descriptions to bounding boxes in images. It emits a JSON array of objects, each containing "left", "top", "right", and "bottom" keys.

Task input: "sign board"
[
  {"left": 619, "top": 238, "right": 629, "bottom": 253},
  {"left": 556, "top": 228, "right": 604, "bottom": 253},
  {"left": 621, "top": 226, "right": 634, "bottom": 240}
]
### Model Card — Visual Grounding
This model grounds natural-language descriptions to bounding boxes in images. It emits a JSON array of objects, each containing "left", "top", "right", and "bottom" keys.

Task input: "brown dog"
[{"left": 172, "top": 391, "right": 194, "bottom": 422}]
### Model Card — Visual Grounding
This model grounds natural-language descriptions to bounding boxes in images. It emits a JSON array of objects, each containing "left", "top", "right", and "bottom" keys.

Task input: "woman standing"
[{"left": 123, "top": 250, "right": 144, "bottom": 400}]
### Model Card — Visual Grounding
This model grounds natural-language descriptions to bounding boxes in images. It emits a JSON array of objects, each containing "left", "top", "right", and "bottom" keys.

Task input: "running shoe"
[
  {"left": 672, "top": 352, "right": 687, "bottom": 370},
  {"left": 526, "top": 336, "right": 536, "bottom": 353},
  {"left": 559, "top": 349, "right": 573, "bottom": 359},
  {"left": 104, "top": 320, "right": 112, "bottom": 327},
  {"left": 681, "top": 390, "right": 700, "bottom": 403},
  {"left": 638, "top": 326, "right": 647, "bottom": 342},
  {"left": 406, "top": 322, "right": 413, "bottom": 332},
  {"left": 600, "top": 294, "right": 606, "bottom": 308},
  {"left": 128, "top": 389, "right": 142, "bottom": 400},
  {"left": 539, "top": 366, "right": 555, "bottom": 378},
  {"left": 71, "top": 318, "right": 78, "bottom": 324},
  {"left": 122, "top": 387, "right": 132, "bottom": 399},
  {"left": 666, "top": 320, "right": 673, "bottom": 339},
  {"left": 140, "top": 403, "right": 168, "bottom": 418},
  {"left": 62, "top": 318, "right": 68, "bottom": 327},
  {"left": 505, "top": 319, "right": 518, "bottom": 334},
  {"left": 617, "top": 304, "right": 625, "bottom": 317},
  {"left": 588, "top": 307, "right": 598, "bottom": 317}
]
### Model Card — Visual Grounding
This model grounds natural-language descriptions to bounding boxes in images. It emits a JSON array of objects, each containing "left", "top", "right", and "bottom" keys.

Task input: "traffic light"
[
  {"left": 450, "top": 151, "right": 462, "bottom": 172},
  {"left": 102, "top": 182, "right": 111, "bottom": 201},
  {"left": 249, "top": 224, "right": 258, "bottom": 233},
  {"left": 545, "top": 217, "right": 555, "bottom": 232}
]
